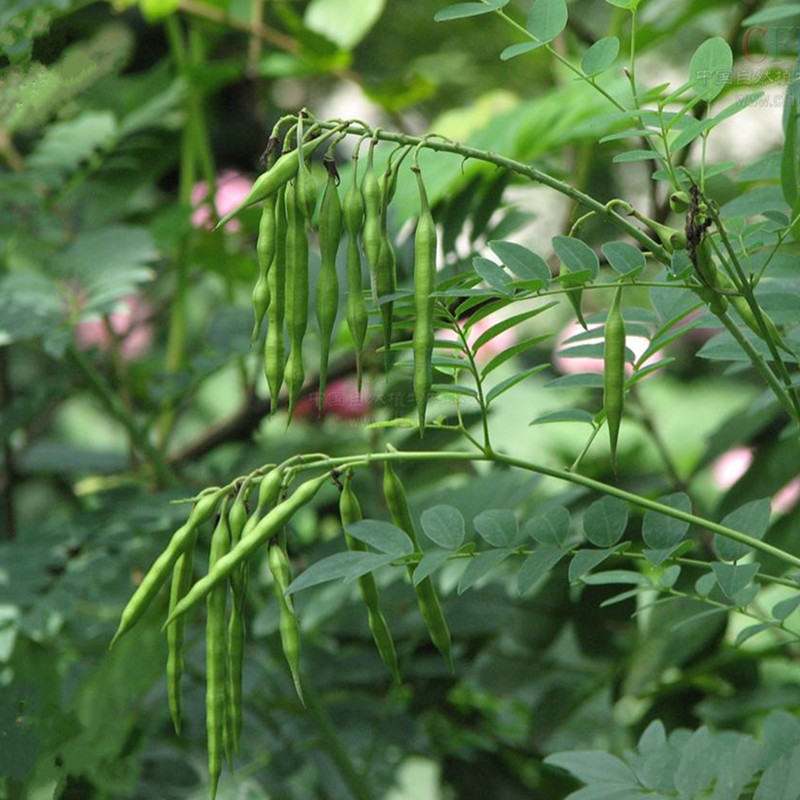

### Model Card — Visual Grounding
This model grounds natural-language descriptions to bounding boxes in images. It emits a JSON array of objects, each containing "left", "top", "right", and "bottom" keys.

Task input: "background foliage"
[{"left": 3, "top": 1, "right": 800, "bottom": 799}]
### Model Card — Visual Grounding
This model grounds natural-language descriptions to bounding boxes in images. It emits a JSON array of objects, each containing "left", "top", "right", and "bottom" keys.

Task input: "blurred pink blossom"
[
  {"left": 191, "top": 170, "right": 253, "bottom": 232},
  {"left": 773, "top": 477, "right": 800, "bottom": 515},
  {"left": 711, "top": 447, "right": 754, "bottom": 490},
  {"left": 294, "top": 378, "right": 371, "bottom": 421},
  {"left": 553, "top": 321, "right": 652, "bottom": 375},
  {"left": 438, "top": 313, "right": 517, "bottom": 363},
  {"left": 75, "top": 294, "right": 154, "bottom": 361}
]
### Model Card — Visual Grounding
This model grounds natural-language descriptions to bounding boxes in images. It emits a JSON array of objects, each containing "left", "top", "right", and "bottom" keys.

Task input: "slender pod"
[
  {"left": 164, "top": 474, "right": 330, "bottom": 626},
  {"left": 225, "top": 486, "right": 249, "bottom": 754},
  {"left": 245, "top": 467, "right": 285, "bottom": 534},
  {"left": 603, "top": 285, "right": 626, "bottom": 474},
  {"left": 340, "top": 474, "right": 401, "bottom": 683},
  {"left": 269, "top": 542, "right": 305, "bottom": 704},
  {"left": 206, "top": 500, "right": 231, "bottom": 800},
  {"left": 285, "top": 179, "right": 310, "bottom": 419},
  {"left": 215, "top": 132, "right": 336, "bottom": 229},
  {"left": 375, "top": 235, "right": 396, "bottom": 372},
  {"left": 110, "top": 488, "right": 225, "bottom": 648},
  {"left": 166, "top": 530, "right": 197, "bottom": 735},
  {"left": 412, "top": 163, "right": 436, "bottom": 436},
  {"left": 316, "top": 158, "right": 343, "bottom": 410},
  {"left": 343, "top": 154, "right": 368, "bottom": 390},
  {"left": 227, "top": 593, "right": 245, "bottom": 756},
  {"left": 361, "top": 140, "right": 382, "bottom": 301},
  {"left": 264, "top": 187, "right": 288, "bottom": 412},
  {"left": 251, "top": 192, "right": 278, "bottom": 343},
  {"left": 382, "top": 459, "right": 453, "bottom": 670},
  {"left": 295, "top": 115, "right": 318, "bottom": 223}
]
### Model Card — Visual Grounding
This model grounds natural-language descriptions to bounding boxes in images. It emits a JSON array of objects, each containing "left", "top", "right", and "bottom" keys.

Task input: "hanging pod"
[
  {"left": 163, "top": 473, "right": 330, "bottom": 627},
  {"left": 215, "top": 132, "right": 335, "bottom": 229},
  {"left": 110, "top": 487, "right": 225, "bottom": 648},
  {"left": 361, "top": 140, "right": 382, "bottom": 302},
  {"left": 603, "top": 285, "right": 626, "bottom": 474},
  {"left": 383, "top": 458, "right": 453, "bottom": 670},
  {"left": 343, "top": 154, "right": 368, "bottom": 391},
  {"left": 412, "top": 164, "right": 436, "bottom": 437},
  {"left": 251, "top": 192, "right": 278, "bottom": 343},
  {"left": 264, "top": 187, "right": 289, "bottom": 412},
  {"left": 315, "top": 157, "right": 343, "bottom": 410},
  {"left": 269, "top": 542, "right": 305, "bottom": 704},
  {"left": 339, "top": 472, "right": 401, "bottom": 683},
  {"left": 206, "top": 499, "right": 232, "bottom": 800},
  {"left": 284, "top": 180, "right": 310, "bottom": 420}
]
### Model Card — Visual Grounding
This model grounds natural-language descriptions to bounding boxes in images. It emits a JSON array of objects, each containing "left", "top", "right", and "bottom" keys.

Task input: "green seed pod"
[
  {"left": 215, "top": 133, "right": 335, "bottom": 229},
  {"left": 269, "top": 542, "right": 305, "bottom": 704},
  {"left": 227, "top": 486, "right": 251, "bottom": 599},
  {"left": 692, "top": 239, "right": 728, "bottom": 316},
  {"left": 375, "top": 236, "right": 396, "bottom": 372},
  {"left": 166, "top": 530, "right": 197, "bottom": 735},
  {"left": 227, "top": 595, "right": 245, "bottom": 756},
  {"left": 343, "top": 159, "right": 368, "bottom": 391},
  {"left": 264, "top": 187, "right": 288, "bottom": 412},
  {"left": 669, "top": 190, "right": 691, "bottom": 214},
  {"left": 164, "top": 474, "right": 329, "bottom": 626},
  {"left": 361, "top": 142, "right": 382, "bottom": 301},
  {"left": 696, "top": 246, "right": 791, "bottom": 352},
  {"left": 650, "top": 220, "right": 687, "bottom": 253},
  {"left": 316, "top": 159, "right": 343, "bottom": 410},
  {"left": 382, "top": 459, "right": 453, "bottom": 670},
  {"left": 603, "top": 285, "right": 626, "bottom": 474},
  {"left": 110, "top": 487, "right": 225, "bottom": 648},
  {"left": 206, "top": 501, "right": 231, "bottom": 800},
  {"left": 228, "top": 487, "right": 249, "bottom": 550},
  {"left": 285, "top": 180, "right": 309, "bottom": 420},
  {"left": 340, "top": 473, "right": 401, "bottom": 683},
  {"left": 412, "top": 165, "right": 436, "bottom": 437},
  {"left": 296, "top": 119, "right": 318, "bottom": 223},
  {"left": 251, "top": 194, "right": 278, "bottom": 343}
]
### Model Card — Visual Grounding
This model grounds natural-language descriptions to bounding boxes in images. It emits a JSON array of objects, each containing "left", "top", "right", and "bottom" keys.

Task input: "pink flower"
[
  {"left": 773, "top": 477, "right": 800, "bottom": 515},
  {"left": 438, "top": 313, "right": 517, "bottom": 363},
  {"left": 191, "top": 170, "right": 253, "bottom": 232},
  {"left": 553, "top": 321, "right": 652, "bottom": 375},
  {"left": 711, "top": 447, "right": 754, "bottom": 490},
  {"left": 294, "top": 378, "right": 371, "bottom": 421},
  {"left": 74, "top": 293, "right": 153, "bottom": 361}
]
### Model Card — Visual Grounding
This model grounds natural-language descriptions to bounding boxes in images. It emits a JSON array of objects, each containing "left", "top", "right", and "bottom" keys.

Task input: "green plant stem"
[
  {"left": 704, "top": 207, "right": 800, "bottom": 419},
  {"left": 279, "top": 448, "right": 800, "bottom": 571},
  {"left": 67, "top": 347, "right": 174, "bottom": 486},
  {"left": 716, "top": 309, "right": 798, "bottom": 423},
  {"left": 442, "top": 305, "right": 492, "bottom": 452},
  {"left": 302, "top": 682, "right": 374, "bottom": 800},
  {"left": 310, "top": 121, "right": 671, "bottom": 265},
  {"left": 160, "top": 18, "right": 222, "bottom": 447}
]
